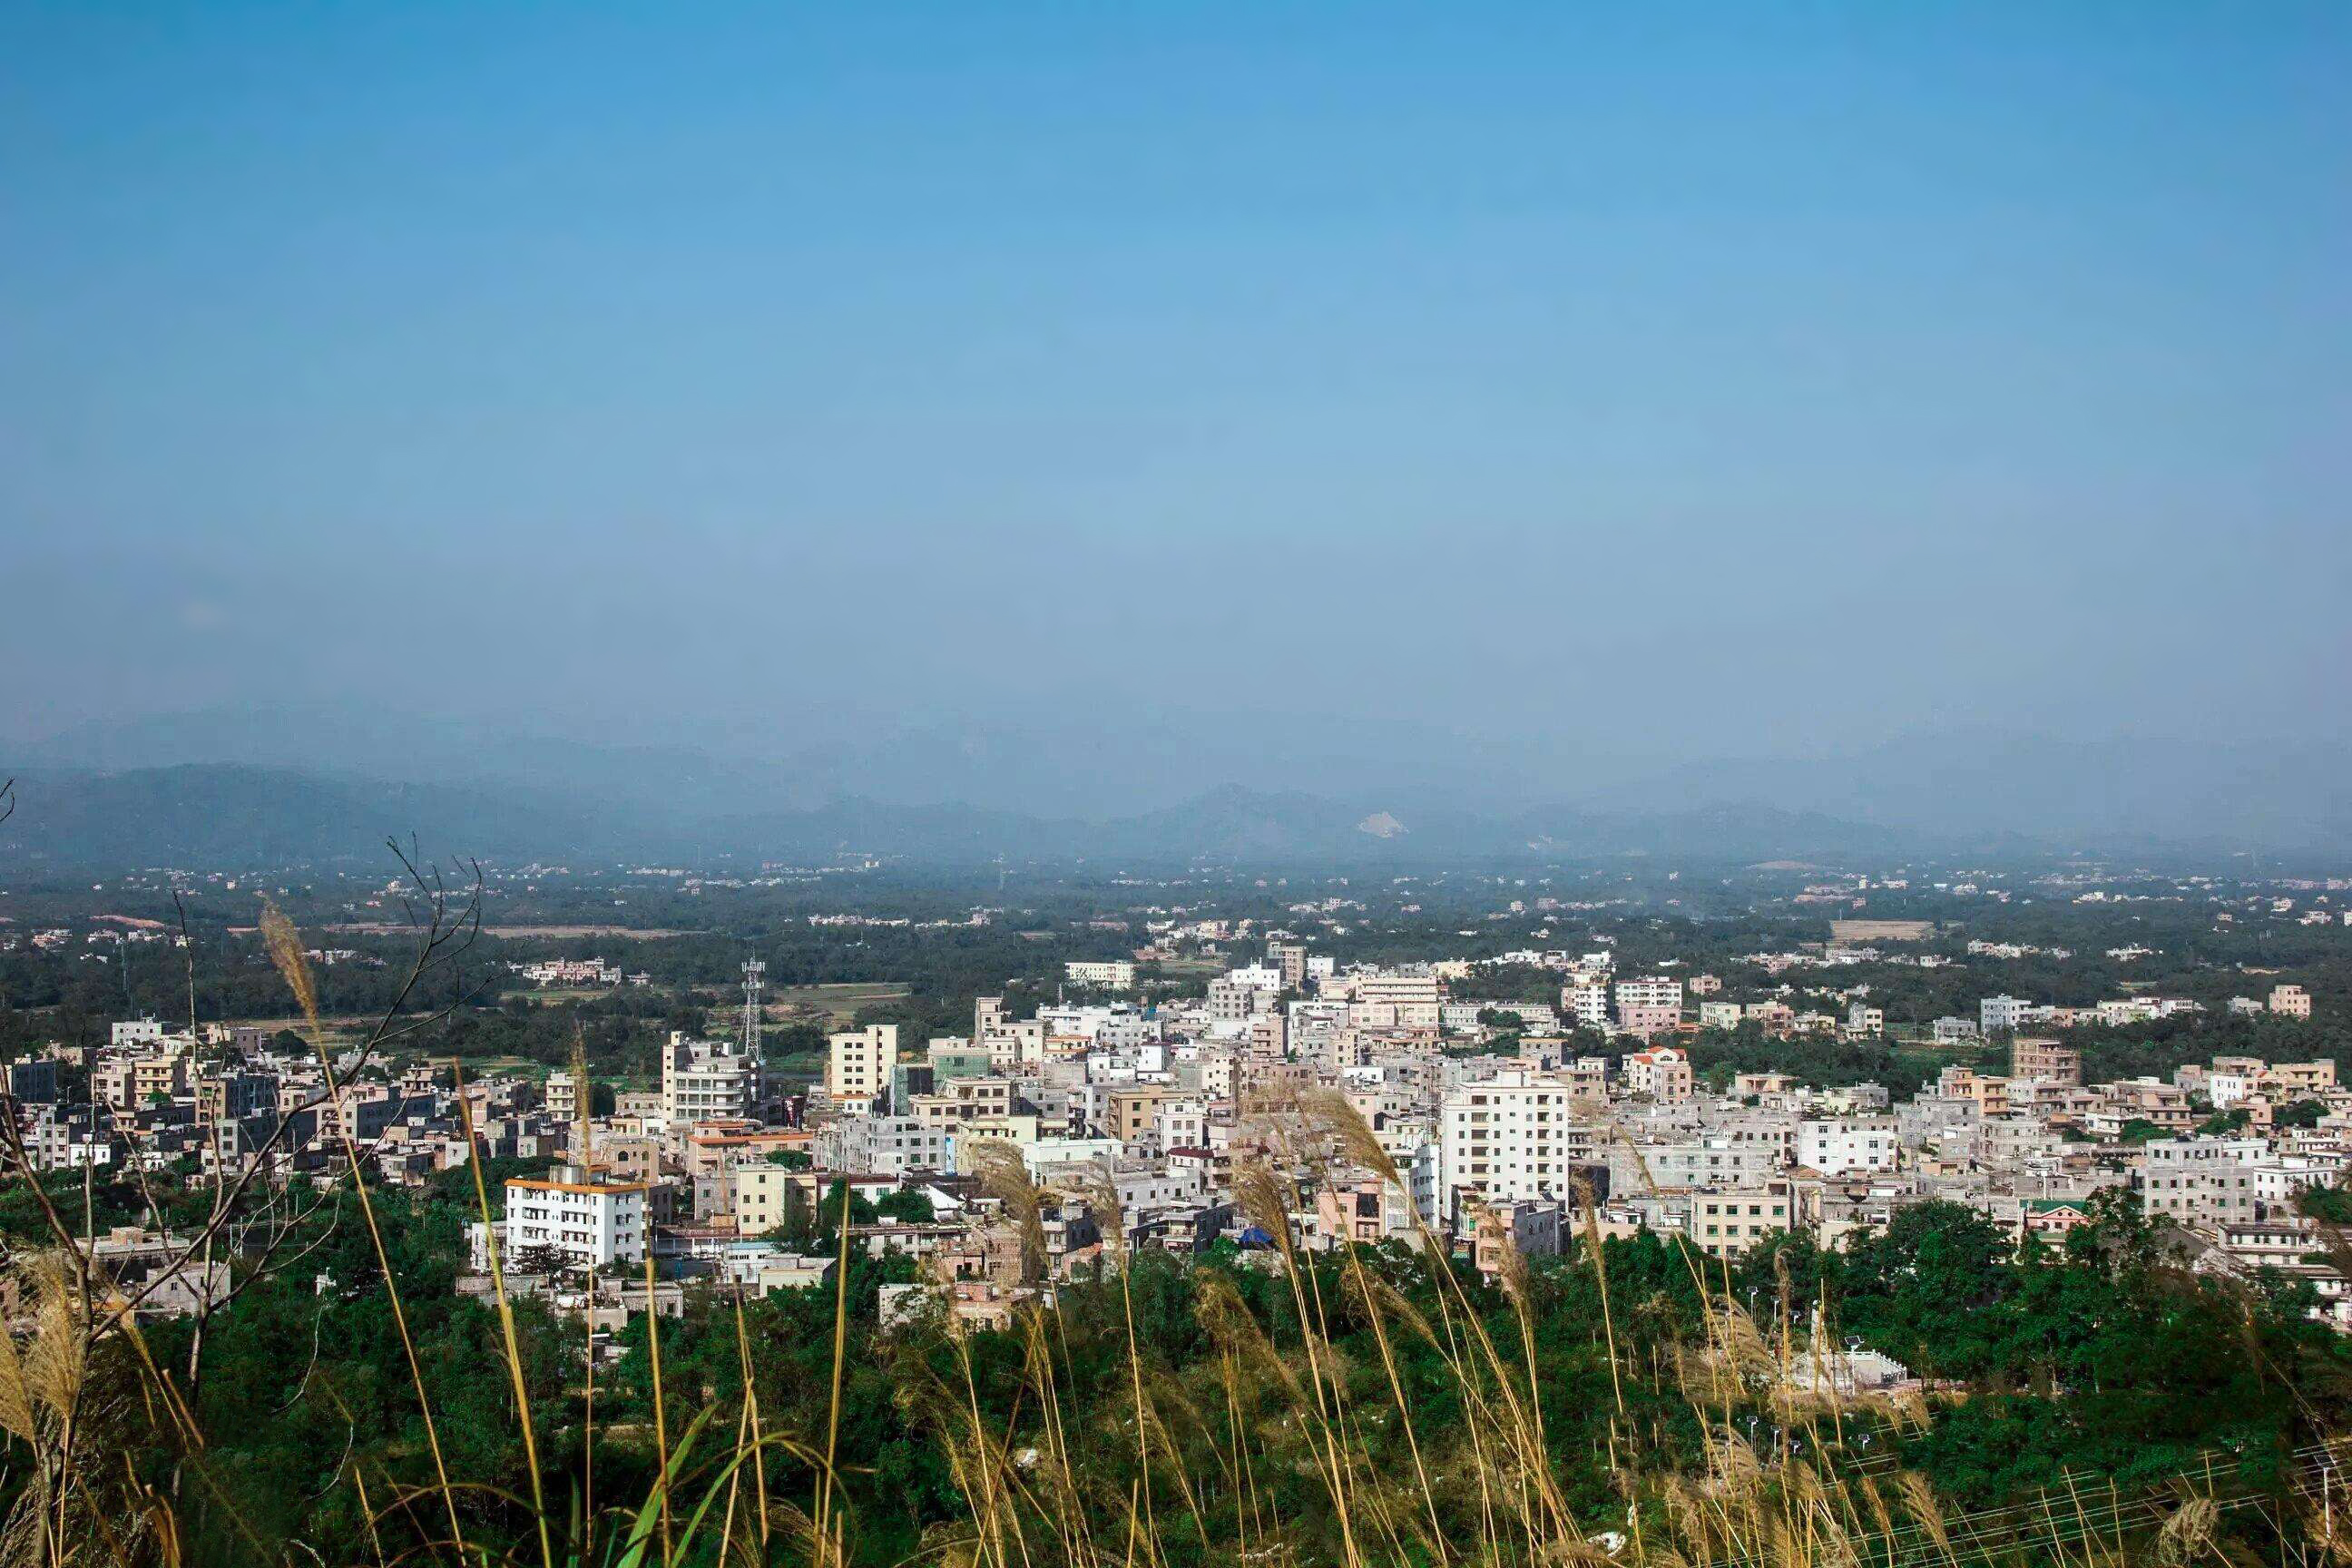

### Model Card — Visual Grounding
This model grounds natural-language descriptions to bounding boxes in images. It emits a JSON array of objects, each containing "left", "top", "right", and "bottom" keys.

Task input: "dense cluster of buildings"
[{"left": 6, "top": 943, "right": 2342, "bottom": 1335}]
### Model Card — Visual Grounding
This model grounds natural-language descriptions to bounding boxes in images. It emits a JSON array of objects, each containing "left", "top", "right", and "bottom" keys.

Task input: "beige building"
[
  {"left": 1691, "top": 1180, "right": 1796, "bottom": 1259},
  {"left": 1622, "top": 1046, "right": 1694, "bottom": 1102},
  {"left": 1105, "top": 1085, "right": 1181, "bottom": 1147},
  {"left": 95, "top": 1053, "right": 188, "bottom": 1112},
  {"left": 828, "top": 1024, "right": 900, "bottom": 1106},
  {"left": 2010, "top": 1038, "right": 2082, "bottom": 1086},
  {"left": 2270, "top": 985, "right": 2313, "bottom": 1020},
  {"left": 730, "top": 1163, "right": 798, "bottom": 1237},
  {"left": 909, "top": 1075, "right": 1015, "bottom": 1130},
  {"left": 1346, "top": 972, "right": 1443, "bottom": 1032},
  {"left": 1936, "top": 1067, "right": 2011, "bottom": 1119}
]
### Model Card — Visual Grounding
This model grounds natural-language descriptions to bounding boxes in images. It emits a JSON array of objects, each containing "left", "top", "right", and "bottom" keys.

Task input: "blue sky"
[{"left": 3, "top": 3, "right": 2345, "bottom": 773}]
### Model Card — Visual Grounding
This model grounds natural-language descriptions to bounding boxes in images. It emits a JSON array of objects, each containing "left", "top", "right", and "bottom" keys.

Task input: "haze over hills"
[{"left": 3, "top": 708, "right": 2346, "bottom": 869}]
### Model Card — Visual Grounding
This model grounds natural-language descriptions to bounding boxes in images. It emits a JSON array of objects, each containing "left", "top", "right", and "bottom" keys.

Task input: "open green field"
[
  {"left": 687, "top": 982, "right": 916, "bottom": 1034},
  {"left": 769, "top": 982, "right": 910, "bottom": 1024},
  {"left": 227, "top": 1014, "right": 374, "bottom": 1049}
]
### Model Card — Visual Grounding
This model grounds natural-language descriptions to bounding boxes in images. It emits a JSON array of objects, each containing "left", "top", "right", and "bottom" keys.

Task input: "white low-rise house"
[{"left": 2255, "top": 1156, "right": 2343, "bottom": 1207}]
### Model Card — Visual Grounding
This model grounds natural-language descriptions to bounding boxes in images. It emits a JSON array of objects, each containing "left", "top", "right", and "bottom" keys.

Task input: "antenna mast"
[
  {"left": 741, "top": 959, "right": 766, "bottom": 1059},
  {"left": 570, "top": 1024, "right": 594, "bottom": 1174}
]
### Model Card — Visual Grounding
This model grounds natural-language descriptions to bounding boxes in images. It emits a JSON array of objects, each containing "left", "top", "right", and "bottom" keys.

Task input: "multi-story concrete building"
[
  {"left": 818, "top": 1113, "right": 948, "bottom": 1177},
  {"left": 1622, "top": 1046, "right": 1694, "bottom": 1102},
  {"left": 1643, "top": 1136, "right": 1781, "bottom": 1191},
  {"left": 1316, "top": 1174, "right": 1419, "bottom": 1248},
  {"left": 2010, "top": 1038, "right": 2082, "bottom": 1086},
  {"left": 1563, "top": 983, "right": 1612, "bottom": 1029},
  {"left": 504, "top": 1175, "right": 648, "bottom": 1270},
  {"left": 1690, "top": 1180, "right": 1796, "bottom": 1260},
  {"left": 664, "top": 1032, "right": 762, "bottom": 1126},
  {"left": 1936, "top": 1068, "right": 2011, "bottom": 1119},
  {"left": 1065, "top": 960, "right": 1137, "bottom": 990},
  {"left": 1980, "top": 995, "right": 2030, "bottom": 1035},
  {"left": 827, "top": 1024, "right": 900, "bottom": 1107},
  {"left": 1699, "top": 1000, "right": 1745, "bottom": 1031},
  {"left": 1347, "top": 972, "right": 1442, "bottom": 1032},
  {"left": 728, "top": 1163, "right": 799, "bottom": 1237},
  {"left": 1614, "top": 976, "right": 1684, "bottom": 1024},
  {"left": 94, "top": 1053, "right": 188, "bottom": 1112},
  {"left": 2140, "top": 1138, "right": 2269, "bottom": 1230},
  {"left": 1617, "top": 1003, "right": 1683, "bottom": 1039},
  {"left": 2270, "top": 985, "right": 2312, "bottom": 1020},
  {"left": 544, "top": 1069, "right": 583, "bottom": 1126},
  {"left": 1798, "top": 1118, "right": 1898, "bottom": 1176},
  {"left": 1438, "top": 1069, "right": 1586, "bottom": 1229},
  {"left": 1471, "top": 1200, "right": 1563, "bottom": 1277},
  {"left": 6, "top": 1058, "right": 60, "bottom": 1104},
  {"left": 1206, "top": 978, "right": 1258, "bottom": 1024}
]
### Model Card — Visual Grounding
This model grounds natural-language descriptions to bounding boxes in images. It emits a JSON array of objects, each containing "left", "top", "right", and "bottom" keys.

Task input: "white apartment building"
[
  {"left": 828, "top": 1024, "right": 900, "bottom": 1107},
  {"left": 2140, "top": 1138, "right": 2269, "bottom": 1230},
  {"left": 663, "top": 1032, "right": 762, "bottom": 1126},
  {"left": 2254, "top": 1157, "right": 2341, "bottom": 1209},
  {"left": 2206, "top": 1071, "right": 2256, "bottom": 1109},
  {"left": 818, "top": 1112, "right": 947, "bottom": 1177},
  {"left": 504, "top": 1177, "right": 647, "bottom": 1270},
  {"left": 1614, "top": 976, "right": 1685, "bottom": 1014},
  {"left": 1065, "top": 960, "right": 1137, "bottom": 990},
  {"left": 1437, "top": 1069, "right": 1594, "bottom": 1230},
  {"left": 1981, "top": 995, "right": 2030, "bottom": 1034},
  {"left": 544, "top": 1070, "right": 583, "bottom": 1126},
  {"left": 1797, "top": 1119, "right": 1899, "bottom": 1176},
  {"left": 1563, "top": 983, "right": 1612, "bottom": 1028},
  {"left": 1643, "top": 1137, "right": 1781, "bottom": 1191}
]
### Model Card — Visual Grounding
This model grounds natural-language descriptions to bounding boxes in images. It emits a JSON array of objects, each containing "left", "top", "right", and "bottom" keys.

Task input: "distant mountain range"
[
  {"left": 0, "top": 765, "right": 1939, "bottom": 872},
  {"left": 4, "top": 708, "right": 2346, "bottom": 870}
]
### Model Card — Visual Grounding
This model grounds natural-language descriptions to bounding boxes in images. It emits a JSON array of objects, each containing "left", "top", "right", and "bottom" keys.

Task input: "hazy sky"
[{"left": 4, "top": 4, "right": 2346, "bottom": 769}]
